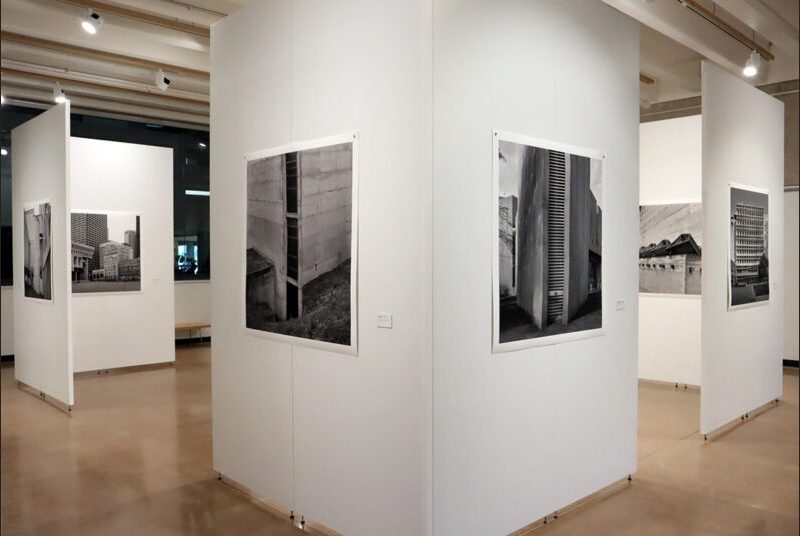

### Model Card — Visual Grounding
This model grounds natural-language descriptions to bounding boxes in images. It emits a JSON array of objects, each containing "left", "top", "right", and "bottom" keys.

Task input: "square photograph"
[{"left": 71, "top": 211, "right": 142, "bottom": 293}]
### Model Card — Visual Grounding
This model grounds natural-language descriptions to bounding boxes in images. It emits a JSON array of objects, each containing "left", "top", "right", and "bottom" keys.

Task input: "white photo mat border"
[
  {"left": 242, "top": 131, "right": 360, "bottom": 356},
  {"left": 491, "top": 129, "right": 605, "bottom": 354}
]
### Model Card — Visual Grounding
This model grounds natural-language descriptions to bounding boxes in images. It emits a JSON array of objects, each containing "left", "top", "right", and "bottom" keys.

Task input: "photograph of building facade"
[
  {"left": 245, "top": 140, "right": 354, "bottom": 347},
  {"left": 639, "top": 203, "right": 702, "bottom": 295},
  {"left": 729, "top": 186, "right": 769, "bottom": 308},
  {"left": 71, "top": 211, "right": 142, "bottom": 293},
  {"left": 22, "top": 201, "right": 52, "bottom": 300},
  {"left": 496, "top": 137, "right": 602, "bottom": 345}
]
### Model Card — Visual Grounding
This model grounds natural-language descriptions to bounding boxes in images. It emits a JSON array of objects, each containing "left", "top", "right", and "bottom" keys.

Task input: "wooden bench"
[{"left": 175, "top": 322, "right": 211, "bottom": 345}]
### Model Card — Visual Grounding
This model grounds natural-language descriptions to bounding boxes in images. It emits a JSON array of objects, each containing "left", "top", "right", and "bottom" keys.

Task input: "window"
[{"left": 0, "top": 104, "right": 210, "bottom": 285}]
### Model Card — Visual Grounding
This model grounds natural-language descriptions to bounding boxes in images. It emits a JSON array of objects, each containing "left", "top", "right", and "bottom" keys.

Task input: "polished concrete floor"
[{"left": 1, "top": 347, "right": 798, "bottom": 535}]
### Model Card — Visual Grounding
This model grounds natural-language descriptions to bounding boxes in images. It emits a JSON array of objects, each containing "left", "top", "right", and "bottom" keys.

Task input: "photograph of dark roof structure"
[
  {"left": 639, "top": 203, "right": 702, "bottom": 295},
  {"left": 496, "top": 137, "right": 603, "bottom": 346}
]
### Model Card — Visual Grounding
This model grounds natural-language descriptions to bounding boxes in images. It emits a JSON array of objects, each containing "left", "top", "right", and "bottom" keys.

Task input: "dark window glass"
[{"left": 0, "top": 104, "right": 210, "bottom": 285}]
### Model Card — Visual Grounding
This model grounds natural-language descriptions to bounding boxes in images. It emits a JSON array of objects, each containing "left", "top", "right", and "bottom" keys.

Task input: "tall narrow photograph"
[
  {"left": 494, "top": 134, "right": 603, "bottom": 349},
  {"left": 639, "top": 203, "right": 702, "bottom": 295},
  {"left": 23, "top": 201, "right": 52, "bottom": 301},
  {"left": 245, "top": 136, "right": 356, "bottom": 350},
  {"left": 729, "top": 185, "right": 769, "bottom": 309},
  {"left": 71, "top": 211, "right": 142, "bottom": 293}
]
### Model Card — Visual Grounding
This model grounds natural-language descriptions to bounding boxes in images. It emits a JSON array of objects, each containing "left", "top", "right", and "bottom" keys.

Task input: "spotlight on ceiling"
[
  {"left": 197, "top": 142, "right": 207, "bottom": 149},
  {"left": 81, "top": 9, "right": 103, "bottom": 35},
  {"left": 742, "top": 49, "right": 761, "bottom": 78},
  {"left": 53, "top": 84, "right": 68, "bottom": 104},
  {"left": 1, "top": 148, "right": 8, "bottom": 156},
  {"left": 155, "top": 69, "right": 171, "bottom": 91},
  {"left": 0, "top": 94, "right": 5, "bottom": 105}
]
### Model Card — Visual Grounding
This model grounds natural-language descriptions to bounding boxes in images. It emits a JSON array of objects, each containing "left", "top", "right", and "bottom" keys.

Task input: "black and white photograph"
[
  {"left": 71, "top": 211, "right": 142, "bottom": 293},
  {"left": 23, "top": 200, "right": 52, "bottom": 301},
  {"left": 494, "top": 133, "right": 603, "bottom": 349},
  {"left": 729, "top": 185, "right": 769, "bottom": 308},
  {"left": 245, "top": 135, "right": 357, "bottom": 350},
  {"left": 639, "top": 203, "right": 702, "bottom": 295}
]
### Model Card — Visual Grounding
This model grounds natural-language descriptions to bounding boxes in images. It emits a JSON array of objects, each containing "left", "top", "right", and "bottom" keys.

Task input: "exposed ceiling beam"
[
  {"left": 0, "top": 86, "right": 209, "bottom": 126},
  {"left": 1, "top": 31, "right": 209, "bottom": 79},
  {"left": 1, "top": 66, "right": 208, "bottom": 105},
  {"left": 53, "top": 0, "right": 211, "bottom": 38}
]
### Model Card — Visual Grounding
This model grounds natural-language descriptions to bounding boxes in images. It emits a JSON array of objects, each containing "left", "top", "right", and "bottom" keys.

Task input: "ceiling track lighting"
[
  {"left": 53, "top": 83, "right": 68, "bottom": 104},
  {"left": 155, "top": 69, "right": 172, "bottom": 91},
  {"left": 742, "top": 49, "right": 761, "bottom": 78},
  {"left": 81, "top": 9, "right": 103, "bottom": 35}
]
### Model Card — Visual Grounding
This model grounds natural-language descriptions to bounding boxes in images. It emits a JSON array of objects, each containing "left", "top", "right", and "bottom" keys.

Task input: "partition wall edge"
[{"left": 10, "top": 102, "right": 74, "bottom": 407}]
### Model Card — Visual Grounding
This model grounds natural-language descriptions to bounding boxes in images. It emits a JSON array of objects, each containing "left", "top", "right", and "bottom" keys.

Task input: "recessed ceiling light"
[
  {"left": 742, "top": 50, "right": 760, "bottom": 78},
  {"left": 81, "top": 9, "right": 103, "bottom": 35}
]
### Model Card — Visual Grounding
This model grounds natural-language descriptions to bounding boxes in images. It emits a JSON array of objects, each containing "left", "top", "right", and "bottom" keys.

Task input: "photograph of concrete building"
[
  {"left": 245, "top": 138, "right": 355, "bottom": 348},
  {"left": 22, "top": 201, "right": 52, "bottom": 300},
  {"left": 639, "top": 203, "right": 702, "bottom": 295},
  {"left": 729, "top": 185, "right": 769, "bottom": 308},
  {"left": 495, "top": 136, "right": 602, "bottom": 347},
  {"left": 71, "top": 211, "right": 141, "bottom": 293}
]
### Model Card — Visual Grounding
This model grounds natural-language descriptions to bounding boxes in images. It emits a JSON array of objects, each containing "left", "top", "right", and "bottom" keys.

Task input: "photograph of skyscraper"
[
  {"left": 71, "top": 211, "right": 141, "bottom": 293},
  {"left": 729, "top": 185, "right": 769, "bottom": 308}
]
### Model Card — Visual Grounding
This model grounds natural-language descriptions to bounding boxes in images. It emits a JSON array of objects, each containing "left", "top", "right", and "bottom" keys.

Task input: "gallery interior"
[{"left": 0, "top": 0, "right": 798, "bottom": 535}]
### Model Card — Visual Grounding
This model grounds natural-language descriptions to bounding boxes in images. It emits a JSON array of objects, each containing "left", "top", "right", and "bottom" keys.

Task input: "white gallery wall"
[
  {"left": 11, "top": 103, "right": 74, "bottom": 406},
  {"left": 1, "top": 285, "right": 208, "bottom": 351},
  {"left": 211, "top": 1, "right": 431, "bottom": 535},
  {"left": 639, "top": 115, "right": 702, "bottom": 386},
  {"left": 175, "top": 281, "right": 211, "bottom": 339},
  {"left": 70, "top": 137, "right": 175, "bottom": 372},
  {"left": 784, "top": 189, "right": 798, "bottom": 362},
  {"left": 432, "top": 2, "right": 639, "bottom": 535},
  {"left": 701, "top": 62, "right": 784, "bottom": 435}
]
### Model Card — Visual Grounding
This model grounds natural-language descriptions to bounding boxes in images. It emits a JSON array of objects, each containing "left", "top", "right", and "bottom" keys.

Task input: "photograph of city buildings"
[
  {"left": 245, "top": 139, "right": 354, "bottom": 348},
  {"left": 71, "top": 211, "right": 142, "bottom": 293},
  {"left": 23, "top": 201, "right": 52, "bottom": 301},
  {"left": 729, "top": 185, "right": 769, "bottom": 308},
  {"left": 496, "top": 136, "right": 603, "bottom": 346},
  {"left": 639, "top": 203, "right": 702, "bottom": 295}
]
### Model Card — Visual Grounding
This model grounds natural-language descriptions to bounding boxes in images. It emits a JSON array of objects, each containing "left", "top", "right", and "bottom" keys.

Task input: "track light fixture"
[
  {"left": 155, "top": 69, "right": 171, "bottom": 91},
  {"left": 742, "top": 49, "right": 761, "bottom": 78},
  {"left": 53, "top": 84, "right": 68, "bottom": 104},
  {"left": 81, "top": 9, "right": 103, "bottom": 35}
]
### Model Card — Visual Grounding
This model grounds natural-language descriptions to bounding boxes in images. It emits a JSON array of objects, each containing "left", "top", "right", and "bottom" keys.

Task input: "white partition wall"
[
  {"left": 11, "top": 103, "right": 74, "bottom": 406},
  {"left": 639, "top": 115, "right": 702, "bottom": 386},
  {"left": 213, "top": 1, "right": 638, "bottom": 535},
  {"left": 211, "top": 2, "right": 431, "bottom": 534},
  {"left": 432, "top": 2, "right": 638, "bottom": 534},
  {"left": 700, "top": 62, "right": 784, "bottom": 435},
  {"left": 70, "top": 138, "right": 175, "bottom": 372}
]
